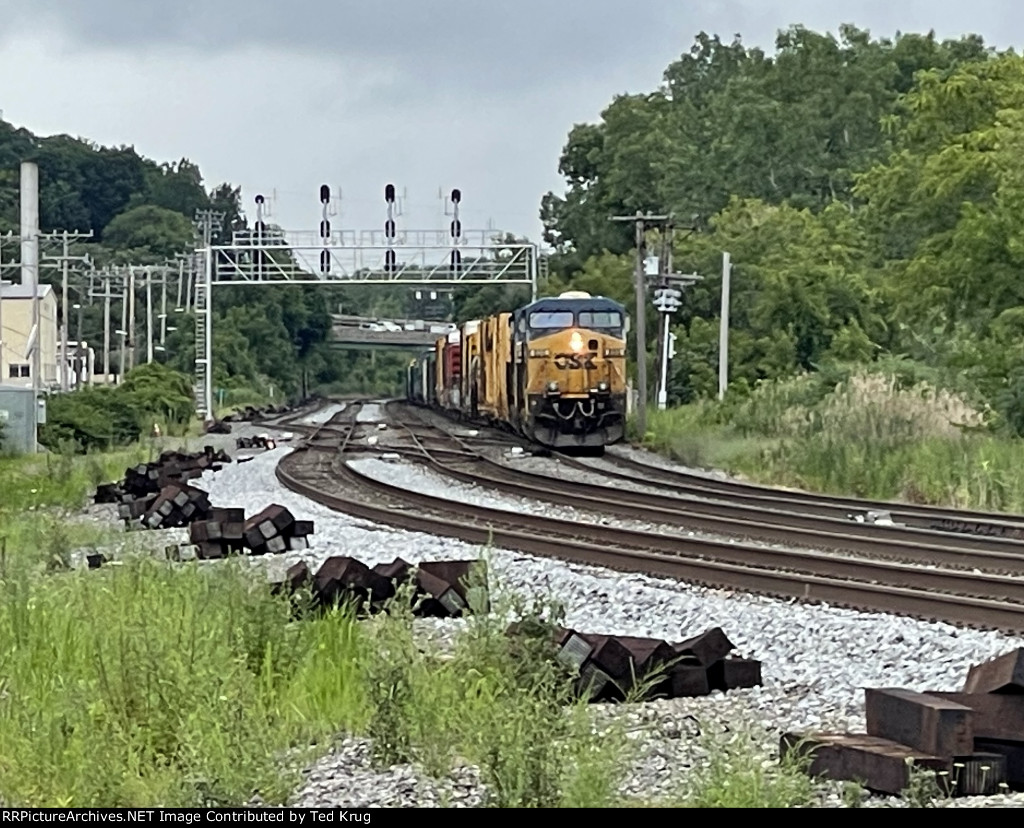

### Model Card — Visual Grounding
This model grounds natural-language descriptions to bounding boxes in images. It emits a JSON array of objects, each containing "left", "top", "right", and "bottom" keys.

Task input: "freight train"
[{"left": 406, "top": 292, "right": 629, "bottom": 449}]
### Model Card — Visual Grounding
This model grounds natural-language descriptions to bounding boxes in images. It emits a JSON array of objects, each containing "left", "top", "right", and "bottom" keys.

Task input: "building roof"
[{"left": 0, "top": 281, "right": 54, "bottom": 299}]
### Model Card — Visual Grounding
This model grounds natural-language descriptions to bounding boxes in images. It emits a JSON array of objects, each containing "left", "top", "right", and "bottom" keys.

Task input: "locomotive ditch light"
[
  {"left": 597, "top": 381, "right": 609, "bottom": 392},
  {"left": 547, "top": 381, "right": 560, "bottom": 393},
  {"left": 569, "top": 331, "right": 584, "bottom": 352}
]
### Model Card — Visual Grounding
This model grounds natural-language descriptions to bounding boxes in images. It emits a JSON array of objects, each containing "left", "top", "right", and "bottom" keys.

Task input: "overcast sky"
[{"left": 1, "top": 1, "right": 1022, "bottom": 247}]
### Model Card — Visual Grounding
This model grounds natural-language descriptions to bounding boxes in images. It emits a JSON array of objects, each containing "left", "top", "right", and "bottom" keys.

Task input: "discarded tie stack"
[
  {"left": 268, "top": 556, "right": 486, "bottom": 619},
  {"left": 90, "top": 452, "right": 315, "bottom": 563},
  {"left": 235, "top": 435, "right": 278, "bottom": 450},
  {"left": 93, "top": 447, "right": 231, "bottom": 527},
  {"left": 782, "top": 648, "right": 1024, "bottom": 797},
  {"left": 507, "top": 624, "right": 762, "bottom": 703}
]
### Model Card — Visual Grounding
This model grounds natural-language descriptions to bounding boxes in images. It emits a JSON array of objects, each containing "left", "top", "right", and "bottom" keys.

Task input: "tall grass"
[
  {"left": 0, "top": 557, "right": 368, "bottom": 807},
  {"left": 0, "top": 447, "right": 151, "bottom": 514},
  {"left": 646, "top": 369, "right": 1024, "bottom": 513},
  {"left": 359, "top": 567, "right": 631, "bottom": 807}
]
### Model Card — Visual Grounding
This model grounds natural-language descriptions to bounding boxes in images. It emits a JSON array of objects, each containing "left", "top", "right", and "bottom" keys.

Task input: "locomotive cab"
[{"left": 512, "top": 292, "right": 628, "bottom": 449}]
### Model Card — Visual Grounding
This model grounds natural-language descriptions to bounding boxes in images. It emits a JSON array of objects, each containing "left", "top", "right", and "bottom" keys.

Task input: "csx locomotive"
[{"left": 406, "top": 292, "right": 629, "bottom": 449}]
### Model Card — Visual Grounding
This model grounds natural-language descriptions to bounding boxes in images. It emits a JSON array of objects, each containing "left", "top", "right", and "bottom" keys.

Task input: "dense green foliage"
[
  {"left": 0, "top": 122, "right": 339, "bottom": 410},
  {"left": 10, "top": 23, "right": 1024, "bottom": 422},
  {"left": 543, "top": 25, "right": 1024, "bottom": 433},
  {"left": 39, "top": 363, "right": 195, "bottom": 451}
]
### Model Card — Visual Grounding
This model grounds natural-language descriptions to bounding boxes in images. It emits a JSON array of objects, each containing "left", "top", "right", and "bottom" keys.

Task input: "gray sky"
[{"left": 1, "top": 1, "right": 1023, "bottom": 245}]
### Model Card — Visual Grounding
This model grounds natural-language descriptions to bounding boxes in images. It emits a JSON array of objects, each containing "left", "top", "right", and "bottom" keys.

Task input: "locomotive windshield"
[
  {"left": 529, "top": 311, "right": 574, "bottom": 328},
  {"left": 578, "top": 310, "right": 623, "bottom": 334},
  {"left": 527, "top": 308, "right": 624, "bottom": 337}
]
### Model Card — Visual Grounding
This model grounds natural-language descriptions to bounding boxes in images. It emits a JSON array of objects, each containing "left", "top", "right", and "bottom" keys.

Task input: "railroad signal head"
[
  {"left": 385, "top": 184, "right": 395, "bottom": 202},
  {"left": 320, "top": 185, "right": 331, "bottom": 203},
  {"left": 255, "top": 194, "right": 265, "bottom": 205},
  {"left": 451, "top": 188, "right": 461, "bottom": 204}
]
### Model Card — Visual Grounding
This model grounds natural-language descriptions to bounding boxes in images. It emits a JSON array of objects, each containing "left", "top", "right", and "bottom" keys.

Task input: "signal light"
[
  {"left": 385, "top": 184, "right": 395, "bottom": 202},
  {"left": 255, "top": 194, "right": 265, "bottom": 205},
  {"left": 319, "top": 185, "right": 330, "bottom": 203},
  {"left": 451, "top": 188, "right": 461, "bottom": 203},
  {"left": 320, "top": 250, "right": 330, "bottom": 273}
]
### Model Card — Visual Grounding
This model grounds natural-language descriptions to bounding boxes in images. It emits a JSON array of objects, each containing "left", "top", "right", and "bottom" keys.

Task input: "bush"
[{"left": 40, "top": 364, "right": 195, "bottom": 452}]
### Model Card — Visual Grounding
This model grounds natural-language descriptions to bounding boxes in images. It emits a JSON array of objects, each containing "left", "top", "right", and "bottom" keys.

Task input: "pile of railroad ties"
[
  {"left": 92, "top": 447, "right": 314, "bottom": 561},
  {"left": 269, "top": 556, "right": 486, "bottom": 620},
  {"left": 508, "top": 623, "right": 761, "bottom": 702},
  {"left": 783, "top": 648, "right": 1024, "bottom": 797},
  {"left": 268, "top": 557, "right": 762, "bottom": 702}
]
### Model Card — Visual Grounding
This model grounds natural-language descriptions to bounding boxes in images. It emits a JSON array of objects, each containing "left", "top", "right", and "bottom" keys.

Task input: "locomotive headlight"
[{"left": 569, "top": 331, "right": 583, "bottom": 352}]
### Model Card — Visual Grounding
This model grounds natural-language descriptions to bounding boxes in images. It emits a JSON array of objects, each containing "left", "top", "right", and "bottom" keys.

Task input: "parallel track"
[
  {"left": 270, "top": 401, "right": 1024, "bottom": 635},
  {"left": 585, "top": 449, "right": 1024, "bottom": 540}
]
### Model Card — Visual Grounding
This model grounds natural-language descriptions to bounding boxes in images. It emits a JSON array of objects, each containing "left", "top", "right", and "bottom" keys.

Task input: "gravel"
[
  {"left": 297, "top": 403, "right": 348, "bottom": 425},
  {"left": 346, "top": 456, "right": 787, "bottom": 548},
  {"left": 172, "top": 441, "right": 1024, "bottom": 808}
]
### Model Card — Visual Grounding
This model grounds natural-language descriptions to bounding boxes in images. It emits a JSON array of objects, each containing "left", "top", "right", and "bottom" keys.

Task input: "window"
[
  {"left": 578, "top": 311, "right": 623, "bottom": 330},
  {"left": 9, "top": 364, "right": 29, "bottom": 378},
  {"left": 529, "top": 311, "right": 574, "bottom": 329}
]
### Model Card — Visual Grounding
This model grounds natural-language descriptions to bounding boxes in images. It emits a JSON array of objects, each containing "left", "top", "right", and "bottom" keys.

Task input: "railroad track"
[
  {"left": 582, "top": 448, "right": 1024, "bottom": 541},
  {"left": 270, "top": 400, "right": 1024, "bottom": 635},
  {"left": 388, "top": 401, "right": 1024, "bottom": 572}
]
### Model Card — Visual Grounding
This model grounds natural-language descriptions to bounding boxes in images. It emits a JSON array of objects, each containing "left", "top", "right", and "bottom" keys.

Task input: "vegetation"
[
  {"left": 542, "top": 27, "right": 1024, "bottom": 443},
  {"left": 0, "top": 452, "right": 622, "bottom": 808},
  {"left": 641, "top": 366, "right": 1024, "bottom": 513},
  {"left": 39, "top": 363, "right": 196, "bottom": 452}
]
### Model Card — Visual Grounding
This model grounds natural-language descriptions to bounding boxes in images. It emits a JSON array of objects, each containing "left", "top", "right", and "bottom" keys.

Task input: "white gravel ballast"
[{"left": 197, "top": 447, "right": 1024, "bottom": 808}]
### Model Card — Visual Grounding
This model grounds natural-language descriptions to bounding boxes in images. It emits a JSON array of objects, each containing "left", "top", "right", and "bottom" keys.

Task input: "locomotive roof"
[{"left": 514, "top": 294, "right": 626, "bottom": 320}]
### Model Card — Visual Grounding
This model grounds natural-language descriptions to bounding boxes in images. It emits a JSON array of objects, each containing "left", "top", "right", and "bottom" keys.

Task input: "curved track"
[
  {"left": 268, "top": 400, "right": 1024, "bottom": 635},
  {"left": 584, "top": 449, "right": 1024, "bottom": 540}
]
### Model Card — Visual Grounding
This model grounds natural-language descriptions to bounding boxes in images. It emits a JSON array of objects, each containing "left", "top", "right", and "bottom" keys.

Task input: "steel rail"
[{"left": 276, "top": 446, "right": 1024, "bottom": 633}]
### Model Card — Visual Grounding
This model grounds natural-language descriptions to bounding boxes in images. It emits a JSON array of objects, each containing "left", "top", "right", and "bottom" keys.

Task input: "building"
[
  {"left": 0, "top": 280, "right": 58, "bottom": 390},
  {"left": 0, "top": 385, "right": 40, "bottom": 454}
]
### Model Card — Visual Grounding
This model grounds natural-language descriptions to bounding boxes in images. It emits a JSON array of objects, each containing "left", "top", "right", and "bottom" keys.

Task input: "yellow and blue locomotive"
[{"left": 407, "top": 292, "right": 629, "bottom": 449}]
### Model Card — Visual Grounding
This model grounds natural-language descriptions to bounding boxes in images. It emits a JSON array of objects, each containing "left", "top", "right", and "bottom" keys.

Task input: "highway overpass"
[{"left": 329, "top": 314, "right": 449, "bottom": 350}]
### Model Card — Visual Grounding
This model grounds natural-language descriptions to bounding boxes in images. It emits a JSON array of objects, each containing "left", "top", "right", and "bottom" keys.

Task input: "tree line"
[{"left": 540, "top": 25, "right": 1024, "bottom": 433}]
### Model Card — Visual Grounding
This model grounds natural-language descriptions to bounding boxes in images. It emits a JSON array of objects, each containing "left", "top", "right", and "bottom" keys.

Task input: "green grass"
[
  {"left": 0, "top": 447, "right": 152, "bottom": 514},
  {"left": 0, "top": 444, "right": 833, "bottom": 809},
  {"left": 0, "top": 557, "right": 368, "bottom": 807},
  {"left": 643, "top": 370, "right": 1024, "bottom": 514},
  {"left": 0, "top": 532, "right": 633, "bottom": 808}
]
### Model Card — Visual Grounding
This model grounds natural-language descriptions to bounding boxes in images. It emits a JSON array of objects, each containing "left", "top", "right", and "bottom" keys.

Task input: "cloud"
[{"left": 2, "top": 0, "right": 1023, "bottom": 242}]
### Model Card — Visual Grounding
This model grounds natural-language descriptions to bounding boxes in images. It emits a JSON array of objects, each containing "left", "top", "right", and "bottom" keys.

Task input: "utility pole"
[
  {"left": 146, "top": 268, "right": 153, "bottom": 363},
  {"left": 103, "top": 274, "right": 112, "bottom": 381},
  {"left": 119, "top": 272, "right": 128, "bottom": 381},
  {"left": 127, "top": 266, "right": 136, "bottom": 373},
  {"left": 42, "top": 230, "right": 93, "bottom": 391},
  {"left": 160, "top": 266, "right": 168, "bottom": 347},
  {"left": 610, "top": 210, "right": 672, "bottom": 437},
  {"left": 718, "top": 251, "right": 732, "bottom": 401}
]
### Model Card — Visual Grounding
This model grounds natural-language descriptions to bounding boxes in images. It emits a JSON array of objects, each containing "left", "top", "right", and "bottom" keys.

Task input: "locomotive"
[{"left": 406, "top": 291, "right": 629, "bottom": 449}]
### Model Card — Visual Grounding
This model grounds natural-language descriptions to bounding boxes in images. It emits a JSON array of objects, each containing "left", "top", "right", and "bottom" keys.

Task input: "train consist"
[{"left": 406, "top": 292, "right": 629, "bottom": 449}]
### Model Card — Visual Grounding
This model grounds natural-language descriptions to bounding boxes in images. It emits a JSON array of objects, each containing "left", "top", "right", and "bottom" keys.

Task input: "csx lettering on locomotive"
[
  {"left": 406, "top": 291, "right": 629, "bottom": 451},
  {"left": 553, "top": 352, "right": 597, "bottom": 370}
]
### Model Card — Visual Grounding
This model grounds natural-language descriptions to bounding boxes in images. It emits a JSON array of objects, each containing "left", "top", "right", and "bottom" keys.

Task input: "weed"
[{"left": 666, "top": 723, "right": 819, "bottom": 808}]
